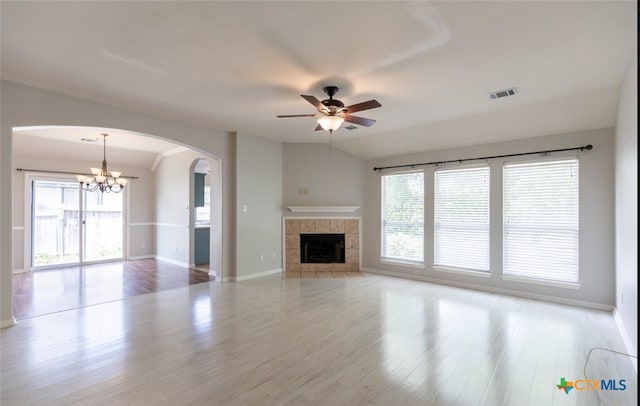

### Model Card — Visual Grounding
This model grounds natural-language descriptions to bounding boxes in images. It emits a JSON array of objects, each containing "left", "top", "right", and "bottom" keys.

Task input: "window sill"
[
  {"left": 380, "top": 258, "right": 425, "bottom": 269},
  {"left": 432, "top": 266, "right": 491, "bottom": 278},
  {"left": 501, "top": 275, "right": 581, "bottom": 289}
]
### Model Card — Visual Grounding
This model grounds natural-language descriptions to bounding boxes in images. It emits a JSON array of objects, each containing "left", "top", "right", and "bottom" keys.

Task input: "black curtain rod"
[
  {"left": 16, "top": 168, "right": 139, "bottom": 179},
  {"left": 373, "top": 145, "right": 593, "bottom": 172}
]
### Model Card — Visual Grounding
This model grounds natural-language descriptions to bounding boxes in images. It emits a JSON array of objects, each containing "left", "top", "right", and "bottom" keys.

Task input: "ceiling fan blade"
[
  {"left": 345, "top": 100, "right": 381, "bottom": 114},
  {"left": 276, "top": 114, "right": 317, "bottom": 118},
  {"left": 301, "top": 95, "right": 324, "bottom": 110},
  {"left": 345, "top": 115, "right": 376, "bottom": 127},
  {"left": 314, "top": 124, "right": 323, "bottom": 131}
]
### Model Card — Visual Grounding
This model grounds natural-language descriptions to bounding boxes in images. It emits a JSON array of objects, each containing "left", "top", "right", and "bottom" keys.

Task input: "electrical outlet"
[
  {"left": 260, "top": 255, "right": 264, "bottom": 262},
  {"left": 272, "top": 252, "right": 276, "bottom": 260}
]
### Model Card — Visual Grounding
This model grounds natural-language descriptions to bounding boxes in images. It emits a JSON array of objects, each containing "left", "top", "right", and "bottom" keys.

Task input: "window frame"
[
  {"left": 433, "top": 164, "right": 491, "bottom": 274},
  {"left": 502, "top": 157, "right": 580, "bottom": 286},
  {"left": 380, "top": 170, "right": 425, "bottom": 265}
]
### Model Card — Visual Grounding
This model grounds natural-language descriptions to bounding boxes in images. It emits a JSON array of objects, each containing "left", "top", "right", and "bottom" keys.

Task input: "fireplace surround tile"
[
  {"left": 330, "top": 219, "right": 345, "bottom": 233},
  {"left": 345, "top": 219, "right": 359, "bottom": 234},
  {"left": 346, "top": 234, "right": 359, "bottom": 249},
  {"left": 316, "top": 219, "right": 331, "bottom": 233},
  {"left": 284, "top": 217, "right": 360, "bottom": 278},
  {"left": 285, "top": 219, "right": 300, "bottom": 234},
  {"left": 300, "top": 219, "right": 316, "bottom": 233},
  {"left": 285, "top": 234, "right": 299, "bottom": 250}
]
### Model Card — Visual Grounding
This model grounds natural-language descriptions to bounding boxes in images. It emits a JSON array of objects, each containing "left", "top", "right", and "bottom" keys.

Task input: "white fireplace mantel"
[{"left": 286, "top": 206, "right": 360, "bottom": 214}]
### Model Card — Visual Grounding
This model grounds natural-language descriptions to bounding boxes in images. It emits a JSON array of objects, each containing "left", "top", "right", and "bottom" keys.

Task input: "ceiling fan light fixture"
[
  {"left": 277, "top": 86, "right": 381, "bottom": 132},
  {"left": 317, "top": 115, "right": 344, "bottom": 132}
]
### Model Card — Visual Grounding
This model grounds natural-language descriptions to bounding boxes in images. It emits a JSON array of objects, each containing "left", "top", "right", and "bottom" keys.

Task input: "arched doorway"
[
  {"left": 8, "top": 125, "right": 224, "bottom": 318},
  {"left": 189, "top": 158, "right": 221, "bottom": 278}
]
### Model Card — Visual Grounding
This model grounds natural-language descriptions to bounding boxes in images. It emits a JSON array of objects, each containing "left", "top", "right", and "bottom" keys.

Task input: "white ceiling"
[
  {"left": 1, "top": 1, "right": 637, "bottom": 160},
  {"left": 12, "top": 126, "right": 187, "bottom": 169}
]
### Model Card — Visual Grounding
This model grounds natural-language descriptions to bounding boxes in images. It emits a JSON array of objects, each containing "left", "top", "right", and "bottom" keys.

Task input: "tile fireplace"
[{"left": 283, "top": 218, "right": 360, "bottom": 278}]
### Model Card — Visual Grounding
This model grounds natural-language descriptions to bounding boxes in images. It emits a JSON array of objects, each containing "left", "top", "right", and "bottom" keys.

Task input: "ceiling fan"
[{"left": 277, "top": 86, "right": 381, "bottom": 133}]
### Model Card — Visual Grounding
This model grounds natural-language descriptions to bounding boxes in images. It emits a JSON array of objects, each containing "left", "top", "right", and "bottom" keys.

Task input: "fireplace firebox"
[{"left": 300, "top": 234, "right": 345, "bottom": 264}]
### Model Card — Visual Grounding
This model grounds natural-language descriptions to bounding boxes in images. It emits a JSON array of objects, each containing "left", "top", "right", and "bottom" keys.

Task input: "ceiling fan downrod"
[
  {"left": 323, "top": 86, "right": 339, "bottom": 99},
  {"left": 321, "top": 86, "right": 345, "bottom": 113}
]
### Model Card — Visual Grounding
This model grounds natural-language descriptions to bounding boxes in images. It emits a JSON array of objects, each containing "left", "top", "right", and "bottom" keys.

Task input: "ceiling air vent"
[
  {"left": 343, "top": 125, "right": 358, "bottom": 131},
  {"left": 489, "top": 87, "right": 518, "bottom": 99}
]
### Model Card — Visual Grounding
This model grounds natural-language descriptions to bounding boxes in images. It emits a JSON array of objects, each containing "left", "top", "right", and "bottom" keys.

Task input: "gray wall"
[
  {"left": 363, "top": 128, "right": 615, "bottom": 308},
  {"left": 614, "top": 51, "right": 637, "bottom": 356},
  {"left": 154, "top": 149, "right": 207, "bottom": 266},
  {"left": 0, "top": 80, "right": 235, "bottom": 325},
  {"left": 282, "top": 143, "right": 365, "bottom": 215},
  {"left": 235, "top": 134, "right": 283, "bottom": 279}
]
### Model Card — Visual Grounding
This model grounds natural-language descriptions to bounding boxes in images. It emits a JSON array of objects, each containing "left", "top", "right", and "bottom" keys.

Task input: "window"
[
  {"left": 195, "top": 185, "right": 210, "bottom": 226},
  {"left": 381, "top": 172, "right": 424, "bottom": 262},
  {"left": 434, "top": 166, "right": 490, "bottom": 272},
  {"left": 503, "top": 159, "right": 579, "bottom": 283}
]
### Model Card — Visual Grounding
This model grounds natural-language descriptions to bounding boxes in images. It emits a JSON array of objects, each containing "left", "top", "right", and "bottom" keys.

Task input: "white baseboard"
[
  {"left": 613, "top": 308, "right": 638, "bottom": 374},
  {"left": 231, "top": 268, "right": 282, "bottom": 282},
  {"left": 362, "top": 267, "right": 614, "bottom": 311},
  {"left": 0, "top": 317, "right": 17, "bottom": 328},
  {"left": 12, "top": 268, "right": 25, "bottom": 274},
  {"left": 128, "top": 255, "right": 155, "bottom": 260},
  {"left": 154, "top": 256, "right": 190, "bottom": 268}
]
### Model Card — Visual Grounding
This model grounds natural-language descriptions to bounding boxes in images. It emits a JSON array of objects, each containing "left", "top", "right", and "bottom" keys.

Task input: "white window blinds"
[
  {"left": 434, "top": 166, "right": 490, "bottom": 271},
  {"left": 503, "top": 159, "right": 579, "bottom": 283},
  {"left": 381, "top": 172, "right": 424, "bottom": 262}
]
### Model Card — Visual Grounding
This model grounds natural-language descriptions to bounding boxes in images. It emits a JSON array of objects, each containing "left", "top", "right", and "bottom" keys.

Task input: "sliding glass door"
[
  {"left": 31, "top": 178, "right": 124, "bottom": 268},
  {"left": 32, "top": 180, "right": 81, "bottom": 267},
  {"left": 83, "top": 189, "right": 123, "bottom": 262}
]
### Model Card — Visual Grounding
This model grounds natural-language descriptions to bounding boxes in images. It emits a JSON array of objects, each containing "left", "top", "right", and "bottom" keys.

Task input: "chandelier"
[{"left": 76, "top": 133, "right": 127, "bottom": 193}]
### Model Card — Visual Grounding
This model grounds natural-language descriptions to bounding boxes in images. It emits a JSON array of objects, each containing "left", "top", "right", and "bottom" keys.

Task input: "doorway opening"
[{"left": 190, "top": 158, "right": 215, "bottom": 275}]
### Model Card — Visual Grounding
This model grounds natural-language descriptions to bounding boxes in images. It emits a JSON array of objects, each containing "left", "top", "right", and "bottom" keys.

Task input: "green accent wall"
[
  {"left": 194, "top": 227, "right": 210, "bottom": 265},
  {"left": 194, "top": 173, "right": 205, "bottom": 207}
]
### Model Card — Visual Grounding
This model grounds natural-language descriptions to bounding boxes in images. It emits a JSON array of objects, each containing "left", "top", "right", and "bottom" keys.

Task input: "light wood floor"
[{"left": 1, "top": 273, "right": 636, "bottom": 405}]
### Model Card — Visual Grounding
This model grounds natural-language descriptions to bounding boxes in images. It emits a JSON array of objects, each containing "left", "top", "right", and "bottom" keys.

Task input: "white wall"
[
  {"left": 363, "top": 128, "right": 615, "bottom": 308},
  {"left": 235, "top": 134, "right": 283, "bottom": 279},
  {"left": 282, "top": 143, "right": 365, "bottom": 215},
  {"left": 0, "top": 80, "right": 235, "bottom": 326},
  {"left": 614, "top": 51, "right": 637, "bottom": 360},
  {"left": 11, "top": 155, "right": 154, "bottom": 271}
]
